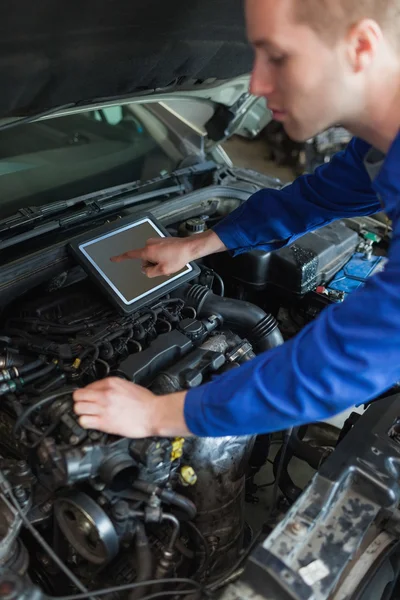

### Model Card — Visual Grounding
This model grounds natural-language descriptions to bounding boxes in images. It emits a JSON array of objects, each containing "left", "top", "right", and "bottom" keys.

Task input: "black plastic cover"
[
  {"left": 118, "top": 330, "right": 193, "bottom": 385},
  {"left": 210, "top": 221, "right": 359, "bottom": 296}
]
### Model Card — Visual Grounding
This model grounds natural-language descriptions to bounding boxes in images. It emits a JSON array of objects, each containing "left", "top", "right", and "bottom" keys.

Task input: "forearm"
[
  {"left": 186, "top": 229, "right": 227, "bottom": 260},
  {"left": 213, "top": 138, "right": 381, "bottom": 256}
]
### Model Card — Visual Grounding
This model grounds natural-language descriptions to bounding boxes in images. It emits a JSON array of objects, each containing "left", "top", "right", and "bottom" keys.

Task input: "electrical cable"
[
  {"left": 13, "top": 386, "right": 78, "bottom": 435},
  {"left": 212, "top": 272, "right": 225, "bottom": 297},
  {"left": 26, "top": 413, "right": 66, "bottom": 449},
  {"left": 52, "top": 578, "right": 204, "bottom": 600},
  {"left": 257, "top": 480, "right": 275, "bottom": 489},
  {"left": 0, "top": 480, "right": 94, "bottom": 599},
  {"left": 186, "top": 521, "right": 210, "bottom": 579},
  {"left": 270, "top": 427, "right": 293, "bottom": 517}
]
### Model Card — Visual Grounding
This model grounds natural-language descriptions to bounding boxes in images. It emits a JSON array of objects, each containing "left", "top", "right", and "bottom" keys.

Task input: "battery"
[{"left": 327, "top": 252, "right": 387, "bottom": 297}]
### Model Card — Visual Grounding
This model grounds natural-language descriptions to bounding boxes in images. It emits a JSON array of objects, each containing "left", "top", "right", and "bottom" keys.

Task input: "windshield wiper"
[
  {"left": 0, "top": 161, "right": 216, "bottom": 237},
  {"left": 0, "top": 186, "right": 183, "bottom": 250},
  {"left": 0, "top": 161, "right": 216, "bottom": 250}
]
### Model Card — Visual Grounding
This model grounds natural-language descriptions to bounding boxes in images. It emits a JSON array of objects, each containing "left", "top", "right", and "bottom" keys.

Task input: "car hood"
[{"left": 2, "top": 0, "right": 253, "bottom": 118}]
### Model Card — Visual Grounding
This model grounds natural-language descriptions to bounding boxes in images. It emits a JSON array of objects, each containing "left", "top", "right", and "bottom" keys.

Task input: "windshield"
[{"left": 0, "top": 102, "right": 190, "bottom": 216}]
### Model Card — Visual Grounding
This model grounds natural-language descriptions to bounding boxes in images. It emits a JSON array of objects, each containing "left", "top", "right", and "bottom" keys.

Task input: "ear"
[{"left": 346, "top": 19, "right": 382, "bottom": 73}]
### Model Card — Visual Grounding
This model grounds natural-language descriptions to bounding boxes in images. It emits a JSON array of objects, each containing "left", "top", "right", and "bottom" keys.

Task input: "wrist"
[
  {"left": 152, "top": 391, "right": 192, "bottom": 437},
  {"left": 187, "top": 229, "right": 226, "bottom": 261}
]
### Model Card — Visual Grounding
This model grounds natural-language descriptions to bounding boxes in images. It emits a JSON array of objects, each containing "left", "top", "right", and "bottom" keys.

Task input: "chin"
[{"left": 283, "top": 120, "right": 322, "bottom": 143}]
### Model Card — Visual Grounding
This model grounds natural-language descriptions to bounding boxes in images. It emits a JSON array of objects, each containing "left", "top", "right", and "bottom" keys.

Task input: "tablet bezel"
[{"left": 69, "top": 213, "right": 199, "bottom": 314}]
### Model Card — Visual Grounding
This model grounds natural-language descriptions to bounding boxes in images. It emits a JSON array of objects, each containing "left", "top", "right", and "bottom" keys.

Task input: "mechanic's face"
[{"left": 246, "top": 0, "right": 355, "bottom": 141}]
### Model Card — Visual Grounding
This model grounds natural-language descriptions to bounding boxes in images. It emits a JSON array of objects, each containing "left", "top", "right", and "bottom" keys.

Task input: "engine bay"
[{"left": 0, "top": 192, "right": 395, "bottom": 600}]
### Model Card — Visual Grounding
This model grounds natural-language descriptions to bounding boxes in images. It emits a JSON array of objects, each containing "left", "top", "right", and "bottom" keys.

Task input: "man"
[{"left": 73, "top": 0, "right": 400, "bottom": 439}]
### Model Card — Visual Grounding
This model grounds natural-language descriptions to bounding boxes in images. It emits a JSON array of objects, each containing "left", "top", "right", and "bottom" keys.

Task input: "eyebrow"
[{"left": 250, "top": 39, "right": 280, "bottom": 50}]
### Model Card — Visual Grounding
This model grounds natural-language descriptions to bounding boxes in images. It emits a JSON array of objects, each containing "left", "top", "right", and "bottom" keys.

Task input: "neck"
[{"left": 344, "top": 65, "right": 400, "bottom": 153}]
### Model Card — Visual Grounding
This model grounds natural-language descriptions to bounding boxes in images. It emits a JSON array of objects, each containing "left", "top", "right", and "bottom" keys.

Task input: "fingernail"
[{"left": 79, "top": 417, "right": 91, "bottom": 428}]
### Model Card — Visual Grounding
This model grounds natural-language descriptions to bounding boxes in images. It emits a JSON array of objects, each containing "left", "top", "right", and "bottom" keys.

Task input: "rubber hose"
[
  {"left": 178, "top": 284, "right": 283, "bottom": 352},
  {"left": 132, "top": 481, "right": 197, "bottom": 520},
  {"left": 19, "top": 358, "right": 44, "bottom": 375},
  {"left": 160, "top": 489, "right": 197, "bottom": 521},
  {"left": 22, "top": 363, "right": 56, "bottom": 384},
  {"left": 288, "top": 426, "right": 326, "bottom": 470},
  {"left": 13, "top": 386, "right": 78, "bottom": 435},
  {"left": 272, "top": 444, "right": 302, "bottom": 504},
  {"left": 129, "top": 522, "right": 153, "bottom": 600}
]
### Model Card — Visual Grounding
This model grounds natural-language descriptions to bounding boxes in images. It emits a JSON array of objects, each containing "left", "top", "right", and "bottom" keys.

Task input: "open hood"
[{"left": 2, "top": 0, "right": 253, "bottom": 118}]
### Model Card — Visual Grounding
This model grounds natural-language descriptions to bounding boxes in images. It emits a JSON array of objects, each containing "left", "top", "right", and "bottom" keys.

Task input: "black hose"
[
  {"left": 22, "top": 362, "right": 57, "bottom": 384},
  {"left": 19, "top": 358, "right": 44, "bottom": 375},
  {"left": 13, "top": 386, "right": 78, "bottom": 435},
  {"left": 178, "top": 284, "right": 283, "bottom": 352},
  {"left": 129, "top": 522, "right": 153, "bottom": 600},
  {"left": 160, "top": 490, "right": 197, "bottom": 520},
  {"left": 78, "top": 343, "right": 100, "bottom": 362},
  {"left": 175, "top": 539, "right": 195, "bottom": 560},
  {"left": 288, "top": 426, "right": 326, "bottom": 470},
  {"left": 132, "top": 481, "right": 197, "bottom": 520},
  {"left": 35, "top": 373, "right": 67, "bottom": 394},
  {"left": 272, "top": 436, "right": 302, "bottom": 504}
]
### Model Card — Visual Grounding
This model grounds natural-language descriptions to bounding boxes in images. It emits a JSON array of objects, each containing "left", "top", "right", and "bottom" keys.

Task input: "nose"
[{"left": 249, "top": 56, "right": 275, "bottom": 98}]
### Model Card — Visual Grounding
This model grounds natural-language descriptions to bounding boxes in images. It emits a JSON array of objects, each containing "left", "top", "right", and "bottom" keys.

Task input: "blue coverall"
[{"left": 184, "top": 134, "right": 400, "bottom": 436}]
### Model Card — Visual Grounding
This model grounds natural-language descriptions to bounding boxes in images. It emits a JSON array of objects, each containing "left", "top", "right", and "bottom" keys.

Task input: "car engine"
[
  {"left": 0, "top": 245, "right": 287, "bottom": 598},
  {"left": 0, "top": 195, "right": 392, "bottom": 600}
]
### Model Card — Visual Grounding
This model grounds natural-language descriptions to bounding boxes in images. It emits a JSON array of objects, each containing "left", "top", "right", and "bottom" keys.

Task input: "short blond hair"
[{"left": 295, "top": 0, "right": 400, "bottom": 43}]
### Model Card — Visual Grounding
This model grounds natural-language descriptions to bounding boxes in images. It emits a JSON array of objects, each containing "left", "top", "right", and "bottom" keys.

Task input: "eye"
[{"left": 269, "top": 55, "right": 286, "bottom": 66}]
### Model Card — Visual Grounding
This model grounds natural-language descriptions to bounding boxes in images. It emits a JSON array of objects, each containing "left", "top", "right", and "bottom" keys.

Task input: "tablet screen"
[{"left": 78, "top": 217, "right": 192, "bottom": 306}]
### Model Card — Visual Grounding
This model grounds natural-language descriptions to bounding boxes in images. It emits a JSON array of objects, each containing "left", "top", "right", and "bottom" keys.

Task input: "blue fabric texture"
[{"left": 184, "top": 133, "right": 400, "bottom": 437}]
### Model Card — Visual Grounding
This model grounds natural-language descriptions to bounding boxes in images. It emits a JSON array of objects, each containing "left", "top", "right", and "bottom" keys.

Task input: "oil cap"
[{"left": 185, "top": 218, "right": 206, "bottom": 233}]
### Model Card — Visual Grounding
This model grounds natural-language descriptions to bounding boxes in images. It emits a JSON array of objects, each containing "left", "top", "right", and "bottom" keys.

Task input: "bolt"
[
  {"left": 90, "top": 480, "right": 106, "bottom": 491},
  {"left": 13, "top": 486, "right": 27, "bottom": 503},
  {"left": 98, "top": 496, "right": 107, "bottom": 506},
  {"left": 17, "top": 460, "right": 27, "bottom": 471},
  {"left": 69, "top": 435, "right": 80, "bottom": 445},
  {"left": 207, "top": 535, "right": 220, "bottom": 552},
  {"left": 41, "top": 502, "right": 53, "bottom": 514},
  {"left": 38, "top": 554, "right": 51, "bottom": 568},
  {"left": 112, "top": 501, "right": 129, "bottom": 520},
  {"left": 148, "top": 493, "right": 161, "bottom": 508},
  {"left": 287, "top": 522, "right": 307, "bottom": 536}
]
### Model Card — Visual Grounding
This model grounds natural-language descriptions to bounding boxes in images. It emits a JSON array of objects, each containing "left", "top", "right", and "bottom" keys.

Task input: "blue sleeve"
[
  {"left": 213, "top": 137, "right": 381, "bottom": 255},
  {"left": 184, "top": 218, "right": 400, "bottom": 437}
]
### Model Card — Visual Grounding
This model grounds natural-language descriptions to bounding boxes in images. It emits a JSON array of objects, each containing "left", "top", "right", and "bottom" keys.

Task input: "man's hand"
[
  {"left": 73, "top": 377, "right": 190, "bottom": 438},
  {"left": 110, "top": 229, "right": 227, "bottom": 278}
]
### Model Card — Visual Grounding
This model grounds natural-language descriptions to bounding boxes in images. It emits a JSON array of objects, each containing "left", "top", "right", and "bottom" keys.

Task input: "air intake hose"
[{"left": 179, "top": 284, "right": 283, "bottom": 352}]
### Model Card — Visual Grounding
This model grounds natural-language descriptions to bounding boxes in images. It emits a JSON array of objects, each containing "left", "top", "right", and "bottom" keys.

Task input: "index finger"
[{"left": 110, "top": 248, "right": 145, "bottom": 263}]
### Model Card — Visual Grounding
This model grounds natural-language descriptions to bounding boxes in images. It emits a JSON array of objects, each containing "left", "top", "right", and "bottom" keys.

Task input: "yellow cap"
[
  {"left": 180, "top": 465, "right": 197, "bottom": 486},
  {"left": 171, "top": 437, "right": 185, "bottom": 461}
]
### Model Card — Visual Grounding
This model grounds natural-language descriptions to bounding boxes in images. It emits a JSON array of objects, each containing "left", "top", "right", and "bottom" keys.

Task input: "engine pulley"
[{"left": 54, "top": 491, "right": 119, "bottom": 565}]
